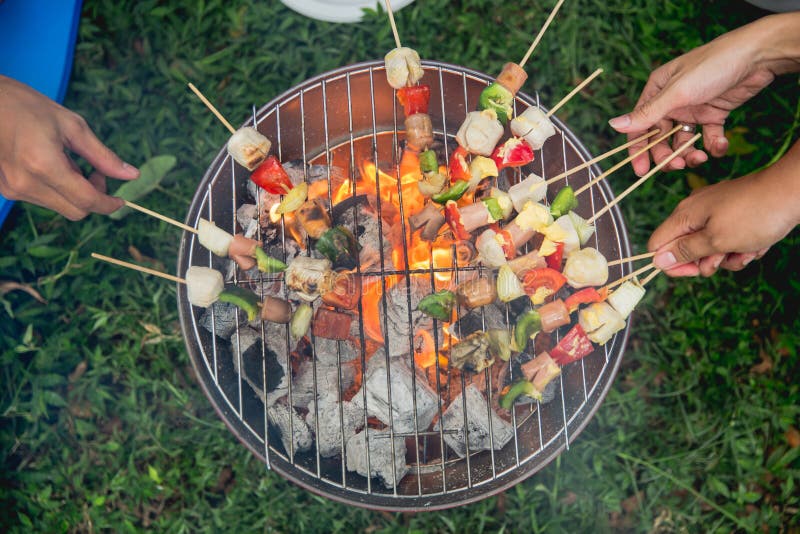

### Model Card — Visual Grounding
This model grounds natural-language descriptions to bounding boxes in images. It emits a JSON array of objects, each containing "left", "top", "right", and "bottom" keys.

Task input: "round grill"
[{"left": 177, "top": 60, "right": 633, "bottom": 511}]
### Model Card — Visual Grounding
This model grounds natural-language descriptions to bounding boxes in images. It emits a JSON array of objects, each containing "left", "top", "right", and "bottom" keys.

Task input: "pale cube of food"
[
  {"left": 567, "top": 211, "right": 596, "bottom": 246},
  {"left": 579, "top": 302, "right": 626, "bottom": 345},
  {"left": 607, "top": 279, "right": 646, "bottom": 319},
  {"left": 509, "top": 173, "right": 547, "bottom": 213},
  {"left": 384, "top": 47, "right": 424, "bottom": 89},
  {"left": 186, "top": 266, "right": 225, "bottom": 308},
  {"left": 227, "top": 127, "right": 271, "bottom": 171},
  {"left": 198, "top": 218, "right": 234, "bottom": 257},
  {"left": 510, "top": 106, "right": 556, "bottom": 150},
  {"left": 563, "top": 246, "right": 609, "bottom": 288},
  {"left": 455, "top": 110, "right": 504, "bottom": 156},
  {"left": 552, "top": 214, "right": 581, "bottom": 255}
]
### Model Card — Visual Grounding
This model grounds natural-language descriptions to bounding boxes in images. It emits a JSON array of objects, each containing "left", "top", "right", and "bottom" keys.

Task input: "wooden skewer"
[
  {"left": 573, "top": 124, "right": 683, "bottom": 196},
  {"left": 546, "top": 68, "right": 603, "bottom": 117},
  {"left": 607, "top": 251, "right": 656, "bottom": 267},
  {"left": 587, "top": 132, "right": 702, "bottom": 224},
  {"left": 519, "top": 0, "right": 566, "bottom": 68},
  {"left": 605, "top": 262, "right": 656, "bottom": 290},
  {"left": 91, "top": 253, "right": 186, "bottom": 284},
  {"left": 544, "top": 129, "right": 660, "bottom": 186},
  {"left": 123, "top": 200, "right": 198, "bottom": 234},
  {"left": 641, "top": 268, "right": 662, "bottom": 287},
  {"left": 384, "top": 0, "right": 402, "bottom": 49},
  {"left": 188, "top": 82, "right": 236, "bottom": 135}
]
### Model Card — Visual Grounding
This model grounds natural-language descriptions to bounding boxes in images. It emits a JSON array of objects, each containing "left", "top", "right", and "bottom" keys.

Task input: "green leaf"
[
  {"left": 109, "top": 155, "right": 177, "bottom": 220},
  {"left": 147, "top": 465, "right": 162, "bottom": 484},
  {"left": 26, "top": 246, "right": 65, "bottom": 259}
]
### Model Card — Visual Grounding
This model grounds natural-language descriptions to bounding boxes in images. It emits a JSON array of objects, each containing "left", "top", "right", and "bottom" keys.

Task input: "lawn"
[{"left": 1, "top": 0, "right": 799, "bottom": 531}]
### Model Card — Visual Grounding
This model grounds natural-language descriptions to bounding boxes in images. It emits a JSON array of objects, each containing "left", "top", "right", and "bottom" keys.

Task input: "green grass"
[{"left": 2, "top": 0, "right": 799, "bottom": 531}]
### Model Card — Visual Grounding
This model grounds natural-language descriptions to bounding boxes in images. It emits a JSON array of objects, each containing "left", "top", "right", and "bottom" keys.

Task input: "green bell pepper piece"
[
  {"left": 315, "top": 226, "right": 360, "bottom": 269},
  {"left": 514, "top": 309, "right": 541, "bottom": 352},
  {"left": 218, "top": 286, "right": 260, "bottom": 322},
  {"left": 550, "top": 186, "right": 578, "bottom": 218},
  {"left": 478, "top": 82, "right": 514, "bottom": 125},
  {"left": 482, "top": 197, "right": 504, "bottom": 222},
  {"left": 432, "top": 180, "right": 469, "bottom": 204},
  {"left": 500, "top": 380, "right": 541, "bottom": 410},
  {"left": 255, "top": 247, "right": 287, "bottom": 273},
  {"left": 417, "top": 290, "right": 456, "bottom": 321},
  {"left": 420, "top": 150, "right": 438, "bottom": 174}
]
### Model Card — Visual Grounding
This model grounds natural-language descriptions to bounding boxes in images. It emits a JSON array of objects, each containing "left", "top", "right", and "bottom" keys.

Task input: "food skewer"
[
  {"left": 606, "top": 251, "right": 656, "bottom": 267},
  {"left": 641, "top": 268, "right": 662, "bottom": 286},
  {"left": 573, "top": 124, "right": 683, "bottom": 196},
  {"left": 384, "top": 0, "right": 402, "bottom": 49},
  {"left": 543, "top": 129, "right": 661, "bottom": 186},
  {"left": 91, "top": 253, "right": 186, "bottom": 284},
  {"left": 188, "top": 82, "right": 236, "bottom": 134},
  {"left": 587, "top": 133, "right": 702, "bottom": 224},
  {"left": 519, "top": 0, "right": 566, "bottom": 68},
  {"left": 123, "top": 200, "right": 198, "bottom": 234},
  {"left": 545, "top": 67, "right": 604, "bottom": 118},
  {"left": 605, "top": 262, "right": 656, "bottom": 290}
]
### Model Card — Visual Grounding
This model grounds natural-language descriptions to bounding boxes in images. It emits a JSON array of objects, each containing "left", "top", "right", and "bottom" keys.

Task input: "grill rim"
[{"left": 177, "top": 59, "right": 633, "bottom": 511}]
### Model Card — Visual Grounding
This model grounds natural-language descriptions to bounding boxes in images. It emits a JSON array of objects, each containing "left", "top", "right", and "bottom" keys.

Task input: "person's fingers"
[
  {"left": 60, "top": 112, "right": 139, "bottom": 180},
  {"left": 697, "top": 253, "right": 725, "bottom": 277},
  {"left": 88, "top": 170, "right": 108, "bottom": 195},
  {"left": 652, "top": 230, "right": 719, "bottom": 270},
  {"left": 609, "top": 89, "right": 683, "bottom": 134},
  {"left": 701, "top": 124, "right": 729, "bottom": 158},
  {"left": 663, "top": 262, "right": 701, "bottom": 277},
  {"left": 651, "top": 138, "right": 685, "bottom": 171},
  {"left": 11, "top": 176, "right": 89, "bottom": 221},
  {"left": 43, "top": 154, "right": 124, "bottom": 215},
  {"left": 719, "top": 252, "right": 757, "bottom": 271},
  {"left": 684, "top": 149, "right": 709, "bottom": 168}
]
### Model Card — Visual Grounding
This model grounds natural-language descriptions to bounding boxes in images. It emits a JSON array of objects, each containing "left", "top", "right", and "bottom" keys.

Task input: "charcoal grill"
[{"left": 177, "top": 60, "right": 633, "bottom": 511}]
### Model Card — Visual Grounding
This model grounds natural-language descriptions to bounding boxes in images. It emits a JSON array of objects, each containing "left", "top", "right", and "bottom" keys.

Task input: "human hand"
[
  {"left": 608, "top": 13, "right": 800, "bottom": 176},
  {"left": 648, "top": 141, "right": 800, "bottom": 277},
  {"left": 0, "top": 75, "right": 139, "bottom": 221}
]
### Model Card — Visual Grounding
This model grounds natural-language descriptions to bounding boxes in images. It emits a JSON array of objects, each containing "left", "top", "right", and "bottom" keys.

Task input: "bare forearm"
[{"left": 754, "top": 12, "right": 800, "bottom": 75}]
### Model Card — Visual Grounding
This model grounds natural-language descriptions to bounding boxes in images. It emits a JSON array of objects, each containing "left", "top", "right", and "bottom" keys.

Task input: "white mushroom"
[
  {"left": 563, "top": 246, "right": 609, "bottom": 288},
  {"left": 384, "top": 47, "right": 424, "bottom": 89},
  {"left": 508, "top": 173, "right": 547, "bottom": 213},
  {"left": 510, "top": 106, "right": 556, "bottom": 150},
  {"left": 455, "top": 110, "right": 504, "bottom": 156}
]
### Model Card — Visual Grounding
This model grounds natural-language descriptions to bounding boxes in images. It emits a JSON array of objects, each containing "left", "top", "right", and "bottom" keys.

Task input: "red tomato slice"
[
  {"left": 250, "top": 156, "right": 293, "bottom": 195},
  {"left": 550, "top": 324, "right": 594, "bottom": 365},
  {"left": 397, "top": 84, "right": 430, "bottom": 116}
]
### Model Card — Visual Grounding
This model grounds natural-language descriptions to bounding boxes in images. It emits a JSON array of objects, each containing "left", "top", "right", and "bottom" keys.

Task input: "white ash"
[
  {"left": 312, "top": 336, "right": 359, "bottom": 365},
  {"left": 289, "top": 360, "right": 356, "bottom": 410},
  {"left": 305, "top": 399, "right": 364, "bottom": 458},
  {"left": 236, "top": 203, "right": 259, "bottom": 237},
  {"left": 346, "top": 428, "right": 408, "bottom": 489},
  {"left": 268, "top": 402, "right": 313, "bottom": 455},
  {"left": 351, "top": 351, "right": 437, "bottom": 434},
  {"left": 380, "top": 277, "right": 433, "bottom": 359},
  {"left": 230, "top": 324, "right": 292, "bottom": 406},
  {"left": 434, "top": 383, "right": 514, "bottom": 458},
  {"left": 199, "top": 300, "right": 243, "bottom": 339}
]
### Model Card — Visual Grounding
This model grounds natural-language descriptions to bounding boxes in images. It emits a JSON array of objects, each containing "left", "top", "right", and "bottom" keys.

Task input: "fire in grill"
[{"left": 177, "top": 60, "right": 633, "bottom": 511}]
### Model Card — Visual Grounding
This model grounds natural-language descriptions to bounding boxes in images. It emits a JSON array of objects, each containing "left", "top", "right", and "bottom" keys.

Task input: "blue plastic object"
[{"left": 0, "top": 0, "right": 84, "bottom": 227}]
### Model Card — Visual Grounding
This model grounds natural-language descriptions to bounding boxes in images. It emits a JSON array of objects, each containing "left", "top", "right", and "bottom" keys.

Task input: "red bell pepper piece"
[
  {"left": 444, "top": 201, "right": 471, "bottom": 241},
  {"left": 448, "top": 146, "right": 470, "bottom": 183},
  {"left": 491, "top": 137, "right": 535, "bottom": 171},
  {"left": 550, "top": 324, "right": 595, "bottom": 365},
  {"left": 522, "top": 267, "right": 567, "bottom": 296},
  {"left": 564, "top": 287, "right": 607, "bottom": 314},
  {"left": 545, "top": 242, "right": 565, "bottom": 271},
  {"left": 397, "top": 84, "right": 430, "bottom": 116},
  {"left": 250, "top": 156, "right": 293, "bottom": 195}
]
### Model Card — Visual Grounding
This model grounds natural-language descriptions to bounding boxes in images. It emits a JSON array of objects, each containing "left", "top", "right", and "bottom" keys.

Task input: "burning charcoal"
[
  {"left": 434, "top": 384, "right": 514, "bottom": 458},
  {"left": 237, "top": 203, "right": 259, "bottom": 236},
  {"left": 313, "top": 336, "right": 359, "bottom": 365},
  {"left": 540, "top": 380, "right": 557, "bottom": 404},
  {"left": 346, "top": 429, "right": 408, "bottom": 489},
  {"left": 268, "top": 402, "right": 313, "bottom": 455},
  {"left": 306, "top": 400, "right": 364, "bottom": 458},
  {"left": 335, "top": 195, "right": 393, "bottom": 273},
  {"left": 353, "top": 352, "right": 438, "bottom": 433},
  {"left": 199, "top": 300, "right": 243, "bottom": 339},
  {"left": 230, "top": 324, "right": 291, "bottom": 406},
  {"left": 290, "top": 361, "right": 356, "bottom": 410},
  {"left": 380, "top": 277, "right": 433, "bottom": 359},
  {"left": 449, "top": 302, "right": 508, "bottom": 338}
]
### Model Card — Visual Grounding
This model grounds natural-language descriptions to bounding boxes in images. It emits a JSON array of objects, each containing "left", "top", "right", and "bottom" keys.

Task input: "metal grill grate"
[{"left": 177, "top": 61, "right": 633, "bottom": 511}]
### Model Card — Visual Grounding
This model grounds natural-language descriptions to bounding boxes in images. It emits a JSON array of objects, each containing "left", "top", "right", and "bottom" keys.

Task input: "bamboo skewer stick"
[
  {"left": 519, "top": 0, "right": 566, "bottom": 67},
  {"left": 384, "top": 0, "right": 402, "bottom": 49},
  {"left": 91, "top": 253, "right": 186, "bottom": 284},
  {"left": 641, "top": 268, "right": 662, "bottom": 287},
  {"left": 587, "top": 133, "right": 702, "bottom": 224},
  {"left": 544, "top": 129, "right": 661, "bottom": 186},
  {"left": 573, "top": 124, "right": 683, "bottom": 196},
  {"left": 188, "top": 83, "right": 236, "bottom": 134},
  {"left": 546, "top": 68, "right": 603, "bottom": 117},
  {"left": 123, "top": 200, "right": 197, "bottom": 234},
  {"left": 605, "top": 262, "right": 656, "bottom": 290},
  {"left": 607, "top": 251, "right": 656, "bottom": 267}
]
